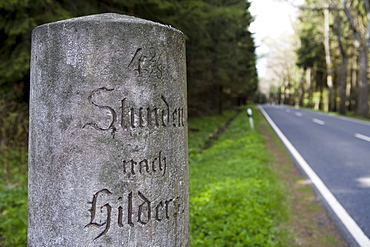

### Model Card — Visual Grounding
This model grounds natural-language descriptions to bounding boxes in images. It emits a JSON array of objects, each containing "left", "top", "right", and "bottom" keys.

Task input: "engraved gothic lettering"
[
  {"left": 128, "top": 47, "right": 164, "bottom": 79},
  {"left": 85, "top": 190, "right": 182, "bottom": 239},
  {"left": 155, "top": 201, "right": 164, "bottom": 222},
  {"left": 128, "top": 48, "right": 143, "bottom": 76},
  {"left": 138, "top": 192, "right": 151, "bottom": 225},
  {"left": 128, "top": 192, "right": 134, "bottom": 227},
  {"left": 85, "top": 88, "right": 185, "bottom": 134},
  {"left": 84, "top": 189, "right": 113, "bottom": 240},
  {"left": 121, "top": 98, "right": 127, "bottom": 129},
  {"left": 172, "top": 108, "right": 177, "bottom": 127},
  {"left": 118, "top": 197, "right": 123, "bottom": 227},
  {"left": 161, "top": 96, "right": 170, "bottom": 127},
  {"left": 122, "top": 151, "right": 166, "bottom": 177},
  {"left": 83, "top": 87, "right": 117, "bottom": 136},
  {"left": 139, "top": 159, "right": 149, "bottom": 174}
]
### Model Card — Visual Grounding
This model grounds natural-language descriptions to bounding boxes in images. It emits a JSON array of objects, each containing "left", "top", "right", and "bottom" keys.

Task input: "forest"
[
  {"left": 0, "top": 0, "right": 258, "bottom": 149},
  {"left": 266, "top": 0, "right": 370, "bottom": 118}
]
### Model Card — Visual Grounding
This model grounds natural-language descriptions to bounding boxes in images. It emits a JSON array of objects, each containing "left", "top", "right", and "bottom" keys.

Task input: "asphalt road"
[{"left": 259, "top": 104, "right": 370, "bottom": 246}]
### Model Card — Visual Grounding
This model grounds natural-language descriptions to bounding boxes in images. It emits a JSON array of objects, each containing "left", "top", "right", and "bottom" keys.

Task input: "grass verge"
[{"left": 189, "top": 106, "right": 289, "bottom": 246}]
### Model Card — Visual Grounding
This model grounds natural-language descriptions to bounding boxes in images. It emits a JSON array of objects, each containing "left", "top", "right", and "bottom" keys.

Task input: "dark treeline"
[{"left": 0, "top": 0, "right": 258, "bottom": 148}]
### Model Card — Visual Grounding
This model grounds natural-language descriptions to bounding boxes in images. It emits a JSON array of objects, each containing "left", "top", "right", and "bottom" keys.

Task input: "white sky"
[{"left": 249, "top": 0, "right": 303, "bottom": 78}]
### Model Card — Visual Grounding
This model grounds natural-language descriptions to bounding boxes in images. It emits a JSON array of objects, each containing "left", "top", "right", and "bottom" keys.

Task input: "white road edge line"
[
  {"left": 258, "top": 105, "right": 370, "bottom": 247},
  {"left": 312, "top": 118, "right": 325, "bottom": 125},
  {"left": 355, "top": 133, "right": 370, "bottom": 143}
]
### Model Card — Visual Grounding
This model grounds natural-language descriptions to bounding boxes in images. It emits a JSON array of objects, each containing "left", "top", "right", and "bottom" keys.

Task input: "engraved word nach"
[{"left": 123, "top": 151, "right": 166, "bottom": 177}]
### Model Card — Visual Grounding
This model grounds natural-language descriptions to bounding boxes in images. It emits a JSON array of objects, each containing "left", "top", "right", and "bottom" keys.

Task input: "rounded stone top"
[{"left": 33, "top": 13, "right": 183, "bottom": 35}]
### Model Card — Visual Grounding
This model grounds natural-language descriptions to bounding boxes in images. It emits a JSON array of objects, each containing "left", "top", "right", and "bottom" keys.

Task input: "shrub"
[
  {"left": 0, "top": 185, "right": 28, "bottom": 246},
  {"left": 0, "top": 147, "right": 28, "bottom": 246}
]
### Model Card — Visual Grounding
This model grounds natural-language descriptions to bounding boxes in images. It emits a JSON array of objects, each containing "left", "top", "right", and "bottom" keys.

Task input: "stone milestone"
[{"left": 28, "top": 13, "right": 188, "bottom": 246}]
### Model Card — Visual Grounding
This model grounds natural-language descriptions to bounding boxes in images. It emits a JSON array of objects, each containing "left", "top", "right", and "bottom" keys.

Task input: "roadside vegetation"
[
  {"left": 189, "top": 106, "right": 291, "bottom": 246},
  {"left": 0, "top": 100, "right": 28, "bottom": 246}
]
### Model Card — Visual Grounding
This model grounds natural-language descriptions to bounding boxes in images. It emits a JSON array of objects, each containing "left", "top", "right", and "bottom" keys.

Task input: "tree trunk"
[
  {"left": 356, "top": 47, "right": 369, "bottom": 117},
  {"left": 319, "top": 77, "right": 324, "bottom": 110},
  {"left": 339, "top": 55, "right": 348, "bottom": 115},
  {"left": 307, "top": 68, "right": 313, "bottom": 108},
  {"left": 299, "top": 69, "right": 305, "bottom": 106},
  {"left": 349, "top": 55, "right": 358, "bottom": 112},
  {"left": 343, "top": 0, "right": 369, "bottom": 117},
  {"left": 324, "top": 8, "right": 335, "bottom": 112},
  {"left": 218, "top": 85, "right": 223, "bottom": 114},
  {"left": 335, "top": 15, "right": 348, "bottom": 115}
]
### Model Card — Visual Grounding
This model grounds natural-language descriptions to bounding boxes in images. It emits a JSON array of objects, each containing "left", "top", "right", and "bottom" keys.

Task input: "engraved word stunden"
[{"left": 83, "top": 87, "right": 186, "bottom": 135}]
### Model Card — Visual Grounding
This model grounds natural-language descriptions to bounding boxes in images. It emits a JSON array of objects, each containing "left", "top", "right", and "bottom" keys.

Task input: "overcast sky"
[{"left": 249, "top": 0, "right": 303, "bottom": 78}]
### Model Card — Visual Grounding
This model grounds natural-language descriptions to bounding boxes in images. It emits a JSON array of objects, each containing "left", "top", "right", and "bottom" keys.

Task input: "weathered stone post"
[{"left": 29, "top": 13, "right": 188, "bottom": 246}]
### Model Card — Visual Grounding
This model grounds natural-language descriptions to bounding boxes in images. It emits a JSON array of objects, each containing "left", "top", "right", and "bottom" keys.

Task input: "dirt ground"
[{"left": 259, "top": 120, "right": 349, "bottom": 247}]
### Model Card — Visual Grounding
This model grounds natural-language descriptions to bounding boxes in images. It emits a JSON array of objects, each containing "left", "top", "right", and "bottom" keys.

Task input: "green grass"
[
  {"left": 189, "top": 106, "right": 289, "bottom": 246},
  {"left": 0, "top": 146, "right": 28, "bottom": 246},
  {"left": 188, "top": 110, "right": 236, "bottom": 152}
]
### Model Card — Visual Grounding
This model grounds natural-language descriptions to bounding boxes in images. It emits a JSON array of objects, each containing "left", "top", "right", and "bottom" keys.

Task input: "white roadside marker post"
[{"left": 247, "top": 108, "right": 254, "bottom": 129}]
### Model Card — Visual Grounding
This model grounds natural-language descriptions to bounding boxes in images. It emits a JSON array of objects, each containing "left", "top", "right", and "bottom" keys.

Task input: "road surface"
[{"left": 259, "top": 104, "right": 370, "bottom": 247}]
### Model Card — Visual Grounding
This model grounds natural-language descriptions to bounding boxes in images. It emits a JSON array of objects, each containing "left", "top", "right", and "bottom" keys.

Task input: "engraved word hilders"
[
  {"left": 83, "top": 87, "right": 186, "bottom": 134},
  {"left": 85, "top": 189, "right": 182, "bottom": 240}
]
